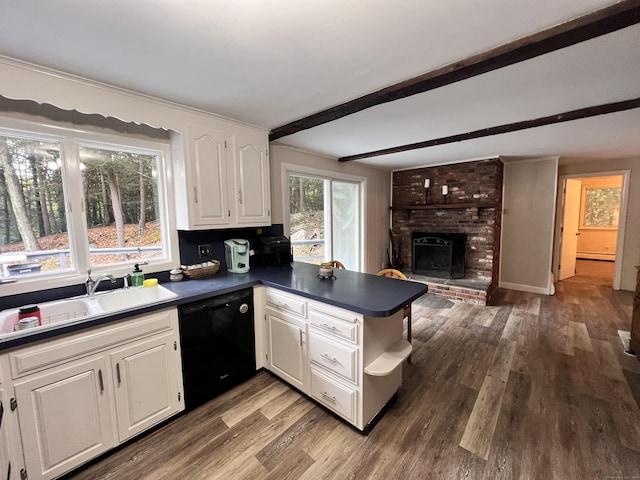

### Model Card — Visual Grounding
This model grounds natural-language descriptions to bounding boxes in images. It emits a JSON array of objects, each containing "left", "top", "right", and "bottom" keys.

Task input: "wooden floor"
[
  {"left": 563, "top": 259, "right": 615, "bottom": 287},
  {"left": 66, "top": 282, "right": 640, "bottom": 480}
]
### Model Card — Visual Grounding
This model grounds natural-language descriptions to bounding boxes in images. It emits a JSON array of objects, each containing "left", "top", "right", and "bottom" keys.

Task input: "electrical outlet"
[{"left": 198, "top": 244, "right": 211, "bottom": 258}]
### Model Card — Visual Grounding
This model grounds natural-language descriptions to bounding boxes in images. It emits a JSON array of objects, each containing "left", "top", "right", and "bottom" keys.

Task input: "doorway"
[{"left": 557, "top": 172, "right": 628, "bottom": 288}]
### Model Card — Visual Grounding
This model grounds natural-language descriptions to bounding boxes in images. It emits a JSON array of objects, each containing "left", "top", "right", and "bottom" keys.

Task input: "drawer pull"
[
  {"left": 277, "top": 301, "right": 290, "bottom": 309},
  {"left": 320, "top": 391, "right": 336, "bottom": 403},
  {"left": 321, "top": 323, "right": 339, "bottom": 332},
  {"left": 321, "top": 353, "right": 338, "bottom": 364}
]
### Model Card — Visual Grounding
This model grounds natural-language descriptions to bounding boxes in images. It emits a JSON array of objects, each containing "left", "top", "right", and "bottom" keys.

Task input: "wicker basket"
[{"left": 181, "top": 260, "right": 220, "bottom": 279}]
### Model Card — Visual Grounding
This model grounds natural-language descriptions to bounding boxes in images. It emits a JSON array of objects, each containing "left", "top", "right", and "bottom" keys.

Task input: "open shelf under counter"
[{"left": 364, "top": 339, "right": 412, "bottom": 376}]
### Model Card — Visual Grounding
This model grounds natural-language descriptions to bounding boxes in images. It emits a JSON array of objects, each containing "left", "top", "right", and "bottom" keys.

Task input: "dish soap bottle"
[{"left": 131, "top": 263, "right": 145, "bottom": 287}]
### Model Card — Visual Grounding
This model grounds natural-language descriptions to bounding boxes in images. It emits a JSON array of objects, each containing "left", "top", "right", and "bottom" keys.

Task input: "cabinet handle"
[
  {"left": 98, "top": 369, "right": 104, "bottom": 393},
  {"left": 321, "top": 323, "right": 339, "bottom": 333},
  {"left": 238, "top": 190, "right": 243, "bottom": 204},
  {"left": 299, "top": 330, "right": 303, "bottom": 347},
  {"left": 193, "top": 186, "right": 198, "bottom": 203},
  {"left": 320, "top": 391, "right": 336, "bottom": 403},
  {"left": 321, "top": 353, "right": 338, "bottom": 364},
  {"left": 116, "top": 363, "right": 121, "bottom": 385},
  {"left": 278, "top": 301, "right": 290, "bottom": 310}
]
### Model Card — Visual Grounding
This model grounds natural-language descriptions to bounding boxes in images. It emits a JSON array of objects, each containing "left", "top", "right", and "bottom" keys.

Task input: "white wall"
[
  {"left": 500, "top": 157, "right": 558, "bottom": 294},
  {"left": 270, "top": 144, "right": 390, "bottom": 274},
  {"left": 559, "top": 157, "right": 639, "bottom": 291}
]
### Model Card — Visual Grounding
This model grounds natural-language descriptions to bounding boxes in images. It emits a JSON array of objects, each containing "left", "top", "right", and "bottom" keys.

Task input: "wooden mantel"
[{"left": 391, "top": 202, "right": 498, "bottom": 212}]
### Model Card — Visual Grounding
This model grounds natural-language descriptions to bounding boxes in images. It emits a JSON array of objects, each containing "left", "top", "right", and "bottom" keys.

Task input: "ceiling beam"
[
  {"left": 337, "top": 98, "right": 640, "bottom": 162},
  {"left": 269, "top": 0, "right": 640, "bottom": 141}
]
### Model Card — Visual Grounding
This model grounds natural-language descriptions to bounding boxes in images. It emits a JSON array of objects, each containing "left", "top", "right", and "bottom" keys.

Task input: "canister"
[{"left": 18, "top": 304, "right": 41, "bottom": 325}]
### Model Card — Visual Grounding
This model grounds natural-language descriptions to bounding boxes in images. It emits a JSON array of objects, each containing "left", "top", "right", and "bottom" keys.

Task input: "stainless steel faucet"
[{"left": 85, "top": 269, "right": 116, "bottom": 296}]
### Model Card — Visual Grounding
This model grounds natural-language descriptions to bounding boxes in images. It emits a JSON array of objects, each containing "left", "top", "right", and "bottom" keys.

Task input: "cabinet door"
[
  {"left": 188, "top": 125, "right": 230, "bottom": 227},
  {"left": 14, "top": 356, "right": 115, "bottom": 480},
  {"left": 0, "top": 389, "right": 11, "bottom": 480},
  {"left": 267, "top": 310, "right": 307, "bottom": 392},
  {"left": 232, "top": 130, "right": 270, "bottom": 226},
  {"left": 110, "top": 332, "right": 182, "bottom": 443}
]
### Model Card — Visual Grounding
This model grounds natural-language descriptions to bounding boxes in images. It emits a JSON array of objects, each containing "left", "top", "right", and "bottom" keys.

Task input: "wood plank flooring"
[
  {"left": 563, "top": 259, "right": 615, "bottom": 286},
  {"left": 65, "top": 282, "right": 640, "bottom": 480}
]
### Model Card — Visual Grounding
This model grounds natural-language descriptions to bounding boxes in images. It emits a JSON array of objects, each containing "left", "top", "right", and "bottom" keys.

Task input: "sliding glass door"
[
  {"left": 287, "top": 172, "right": 362, "bottom": 271},
  {"left": 331, "top": 180, "right": 359, "bottom": 269}
]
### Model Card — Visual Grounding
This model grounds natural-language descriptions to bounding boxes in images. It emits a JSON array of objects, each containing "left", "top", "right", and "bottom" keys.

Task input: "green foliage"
[
  {"left": 80, "top": 147, "right": 158, "bottom": 228},
  {"left": 289, "top": 174, "right": 324, "bottom": 214},
  {"left": 583, "top": 187, "right": 621, "bottom": 227}
]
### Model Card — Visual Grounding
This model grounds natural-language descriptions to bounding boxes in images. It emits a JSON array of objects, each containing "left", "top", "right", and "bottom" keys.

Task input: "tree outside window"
[
  {"left": 0, "top": 129, "right": 168, "bottom": 280},
  {"left": 580, "top": 186, "right": 621, "bottom": 229}
]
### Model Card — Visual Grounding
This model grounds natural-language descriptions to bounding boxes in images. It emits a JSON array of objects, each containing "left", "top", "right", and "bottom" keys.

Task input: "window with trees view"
[
  {"left": 0, "top": 125, "right": 170, "bottom": 281},
  {"left": 580, "top": 186, "right": 621, "bottom": 229},
  {"left": 288, "top": 172, "right": 361, "bottom": 271}
]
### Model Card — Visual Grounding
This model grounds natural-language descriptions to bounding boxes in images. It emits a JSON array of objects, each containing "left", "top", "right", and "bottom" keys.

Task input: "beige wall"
[
  {"left": 500, "top": 157, "right": 559, "bottom": 294},
  {"left": 559, "top": 157, "right": 639, "bottom": 291},
  {"left": 575, "top": 175, "right": 622, "bottom": 258},
  {"left": 577, "top": 229, "right": 618, "bottom": 257},
  {"left": 270, "top": 144, "right": 390, "bottom": 274}
]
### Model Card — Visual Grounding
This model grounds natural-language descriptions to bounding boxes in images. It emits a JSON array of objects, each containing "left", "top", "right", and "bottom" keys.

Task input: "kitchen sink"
[
  {"left": 93, "top": 284, "right": 177, "bottom": 313},
  {"left": 0, "top": 285, "right": 177, "bottom": 335}
]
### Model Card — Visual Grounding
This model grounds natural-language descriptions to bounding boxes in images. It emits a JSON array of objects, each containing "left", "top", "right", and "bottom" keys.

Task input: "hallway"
[{"left": 562, "top": 259, "right": 615, "bottom": 287}]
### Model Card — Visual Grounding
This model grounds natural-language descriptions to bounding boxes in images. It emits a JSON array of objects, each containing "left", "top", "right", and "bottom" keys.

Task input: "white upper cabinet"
[
  {"left": 186, "top": 125, "right": 230, "bottom": 227},
  {"left": 232, "top": 128, "right": 270, "bottom": 226},
  {"left": 175, "top": 122, "right": 270, "bottom": 230}
]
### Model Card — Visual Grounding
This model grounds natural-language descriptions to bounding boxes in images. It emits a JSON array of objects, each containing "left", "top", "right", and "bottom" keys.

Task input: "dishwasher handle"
[
  {"left": 181, "top": 301, "right": 232, "bottom": 315},
  {"left": 180, "top": 293, "right": 253, "bottom": 316}
]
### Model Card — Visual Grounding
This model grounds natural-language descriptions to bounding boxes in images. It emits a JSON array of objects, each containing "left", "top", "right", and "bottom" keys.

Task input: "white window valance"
[{"left": 0, "top": 56, "right": 226, "bottom": 133}]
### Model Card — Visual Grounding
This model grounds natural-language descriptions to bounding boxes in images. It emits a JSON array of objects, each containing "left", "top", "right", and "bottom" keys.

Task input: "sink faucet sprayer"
[{"left": 85, "top": 269, "right": 116, "bottom": 296}]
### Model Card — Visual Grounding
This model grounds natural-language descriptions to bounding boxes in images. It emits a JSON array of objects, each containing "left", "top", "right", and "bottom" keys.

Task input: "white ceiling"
[{"left": 0, "top": 0, "right": 638, "bottom": 170}]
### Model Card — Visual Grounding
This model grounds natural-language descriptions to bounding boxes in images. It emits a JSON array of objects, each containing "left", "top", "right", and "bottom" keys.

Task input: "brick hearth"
[
  {"left": 392, "top": 158, "right": 503, "bottom": 304},
  {"left": 404, "top": 272, "right": 491, "bottom": 305}
]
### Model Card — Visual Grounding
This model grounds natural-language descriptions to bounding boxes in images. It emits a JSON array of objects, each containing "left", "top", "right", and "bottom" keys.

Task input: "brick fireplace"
[{"left": 391, "top": 158, "right": 503, "bottom": 304}]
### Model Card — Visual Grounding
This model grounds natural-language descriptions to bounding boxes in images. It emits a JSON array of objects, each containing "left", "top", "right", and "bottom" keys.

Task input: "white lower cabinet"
[
  {"left": 6, "top": 308, "right": 184, "bottom": 480},
  {"left": 266, "top": 310, "right": 307, "bottom": 393},
  {"left": 14, "top": 355, "right": 116, "bottom": 480},
  {"left": 263, "top": 287, "right": 410, "bottom": 432},
  {"left": 0, "top": 385, "right": 13, "bottom": 480},
  {"left": 309, "top": 367, "right": 357, "bottom": 424},
  {"left": 110, "top": 331, "right": 181, "bottom": 443}
]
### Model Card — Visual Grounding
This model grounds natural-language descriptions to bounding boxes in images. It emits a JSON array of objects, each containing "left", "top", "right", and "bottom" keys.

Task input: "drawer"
[
  {"left": 10, "top": 308, "right": 177, "bottom": 379},
  {"left": 266, "top": 289, "right": 307, "bottom": 318},
  {"left": 310, "top": 367, "right": 357, "bottom": 423},
  {"left": 309, "top": 332, "right": 358, "bottom": 383},
  {"left": 309, "top": 310, "right": 358, "bottom": 344}
]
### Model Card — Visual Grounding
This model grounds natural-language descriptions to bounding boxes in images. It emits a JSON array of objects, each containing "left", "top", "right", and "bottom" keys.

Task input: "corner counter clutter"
[{"left": 0, "top": 262, "right": 427, "bottom": 480}]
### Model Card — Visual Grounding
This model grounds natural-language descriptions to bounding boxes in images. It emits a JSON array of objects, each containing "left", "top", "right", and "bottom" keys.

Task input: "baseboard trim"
[
  {"left": 499, "top": 281, "right": 552, "bottom": 295},
  {"left": 576, "top": 253, "right": 616, "bottom": 261}
]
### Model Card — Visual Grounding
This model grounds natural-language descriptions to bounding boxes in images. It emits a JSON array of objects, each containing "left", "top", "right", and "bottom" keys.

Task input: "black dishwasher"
[{"left": 178, "top": 288, "right": 256, "bottom": 410}]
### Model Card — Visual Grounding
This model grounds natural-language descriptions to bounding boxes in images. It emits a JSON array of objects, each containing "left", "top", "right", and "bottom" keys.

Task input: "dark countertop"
[{"left": 0, "top": 262, "right": 428, "bottom": 351}]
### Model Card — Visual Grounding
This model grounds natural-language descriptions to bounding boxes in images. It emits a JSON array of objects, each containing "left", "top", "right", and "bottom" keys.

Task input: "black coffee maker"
[{"left": 252, "top": 236, "right": 292, "bottom": 266}]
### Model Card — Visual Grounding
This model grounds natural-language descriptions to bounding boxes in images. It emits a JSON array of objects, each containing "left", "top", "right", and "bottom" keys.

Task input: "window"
[
  {"left": 580, "top": 185, "right": 621, "bottom": 229},
  {"left": 0, "top": 119, "right": 173, "bottom": 284},
  {"left": 286, "top": 168, "right": 363, "bottom": 271}
]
